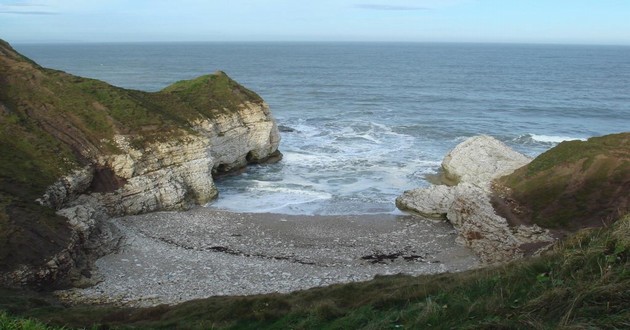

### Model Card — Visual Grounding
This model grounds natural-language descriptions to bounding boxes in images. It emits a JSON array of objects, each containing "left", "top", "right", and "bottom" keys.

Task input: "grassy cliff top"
[
  {"left": 0, "top": 39, "right": 265, "bottom": 279},
  {"left": 162, "top": 71, "right": 263, "bottom": 114},
  {"left": 496, "top": 133, "right": 630, "bottom": 230}
]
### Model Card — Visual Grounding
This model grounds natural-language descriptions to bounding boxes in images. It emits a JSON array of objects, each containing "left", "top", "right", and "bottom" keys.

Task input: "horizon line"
[{"left": 9, "top": 39, "right": 630, "bottom": 47}]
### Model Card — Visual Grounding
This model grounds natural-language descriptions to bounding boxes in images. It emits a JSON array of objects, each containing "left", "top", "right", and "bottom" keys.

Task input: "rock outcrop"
[
  {"left": 0, "top": 39, "right": 281, "bottom": 288},
  {"left": 441, "top": 136, "right": 532, "bottom": 189},
  {"left": 397, "top": 135, "right": 554, "bottom": 263}
]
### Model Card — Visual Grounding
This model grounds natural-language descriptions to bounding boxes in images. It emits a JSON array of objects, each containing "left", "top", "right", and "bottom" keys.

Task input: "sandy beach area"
[{"left": 57, "top": 208, "right": 479, "bottom": 307}]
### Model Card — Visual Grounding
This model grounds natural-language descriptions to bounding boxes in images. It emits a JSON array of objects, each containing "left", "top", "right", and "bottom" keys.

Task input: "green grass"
[
  {"left": 0, "top": 311, "right": 64, "bottom": 330},
  {"left": 499, "top": 133, "right": 630, "bottom": 229},
  {"left": 162, "top": 71, "right": 263, "bottom": 116},
  {"left": 524, "top": 133, "right": 629, "bottom": 177},
  {"left": 2, "top": 214, "right": 628, "bottom": 329}
]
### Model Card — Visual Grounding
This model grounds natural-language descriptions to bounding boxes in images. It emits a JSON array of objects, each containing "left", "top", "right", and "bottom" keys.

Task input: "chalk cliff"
[
  {"left": 0, "top": 39, "right": 281, "bottom": 288},
  {"left": 40, "top": 101, "right": 281, "bottom": 216}
]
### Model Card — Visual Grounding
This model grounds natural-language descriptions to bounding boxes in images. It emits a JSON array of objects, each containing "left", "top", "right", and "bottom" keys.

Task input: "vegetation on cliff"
[
  {"left": 496, "top": 133, "right": 629, "bottom": 230},
  {"left": 0, "top": 39, "right": 266, "bottom": 284}
]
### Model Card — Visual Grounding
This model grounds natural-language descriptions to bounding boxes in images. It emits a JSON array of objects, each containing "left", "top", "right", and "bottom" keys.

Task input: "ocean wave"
[
  {"left": 515, "top": 133, "right": 587, "bottom": 144},
  {"left": 452, "top": 136, "right": 470, "bottom": 143},
  {"left": 530, "top": 134, "right": 587, "bottom": 143},
  {"left": 281, "top": 152, "right": 336, "bottom": 164},
  {"left": 209, "top": 186, "right": 332, "bottom": 214}
]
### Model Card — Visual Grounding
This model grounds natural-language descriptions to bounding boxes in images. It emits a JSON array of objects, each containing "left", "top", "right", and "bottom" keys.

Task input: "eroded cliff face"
[
  {"left": 0, "top": 39, "right": 281, "bottom": 288},
  {"left": 397, "top": 135, "right": 553, "bottom": 263},
  {"left": 7, "top": 102, "right": 282, "bottom": 288},
  {"left": 100, "top": 101, "right": 281, "bottom": 215}
]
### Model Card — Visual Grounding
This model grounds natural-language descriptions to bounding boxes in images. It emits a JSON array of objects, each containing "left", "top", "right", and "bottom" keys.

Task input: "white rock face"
[
  {"left": 99, "top": 136, "right": 217, "bottom": 215},
  {"left": 94, "top": 101, "right": 280, "bottom": 216},
  {"left": 42, "top": 102, "right": 281, "bottom": 217},
  {"left": 200, "top": 102, "right": 281, "bottom": 171},
  {"left": 396, "top": 185, "right": 455, "bottom": 219},
  {"left": 396, "top": 136, "right": 529, "bottom": 221},
  {"left": 397, "top": 135, "right": 553, "bottom": 263},
  {"left": 446, "top": 183, "right": 522, "bottom": 263},
  {"left": 441, "top": 135, "right": 531, "bottom": 189}
]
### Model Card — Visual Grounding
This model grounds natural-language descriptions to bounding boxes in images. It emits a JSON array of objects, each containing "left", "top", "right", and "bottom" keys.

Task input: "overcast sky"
[{"left": 1, "top": 0, "right": 629, "bottom": 45}]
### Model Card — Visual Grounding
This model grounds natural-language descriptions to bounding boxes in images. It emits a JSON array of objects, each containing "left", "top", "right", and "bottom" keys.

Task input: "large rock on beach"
[
  {"left": 397, "top": 135, "right": 553, "bottom": 263},
  {"left": 396, "top": 135, "right": 531, "bottom": 219},
  {"left": 441, "top": 135, "right": 531, "bottom": 188},
  {"left": 396, "top": 185, "right": 455, "bottom": 220}
]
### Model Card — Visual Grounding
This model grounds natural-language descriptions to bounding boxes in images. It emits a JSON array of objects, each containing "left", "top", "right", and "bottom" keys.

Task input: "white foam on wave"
[
  {"left": 356, "top": 133, "right": 382, "bottom": 144},
  {"left": 530, "top": 134, "right": 587, "bottom": 143},
  {"left": 209, "top": 186, "right": 332, "bottom": 214},
  {"left": 332, "top": 127, "right": 382, "bottom": 144},
  {"left": 452, "top": 136, "right": 470, "bottom": 143},
  {"left": 282, "top": 152, "right": 336, "bottom": 164},
  {"left": 414, "top": 160, "right": 442, "bottom": 167}
]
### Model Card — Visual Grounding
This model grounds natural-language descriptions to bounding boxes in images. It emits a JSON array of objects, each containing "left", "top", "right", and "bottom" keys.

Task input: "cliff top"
[{"left": 495, "top": 133, "right": 630, "bottom": 231}]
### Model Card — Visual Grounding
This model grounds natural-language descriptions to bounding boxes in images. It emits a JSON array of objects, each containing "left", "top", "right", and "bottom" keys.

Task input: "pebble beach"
[{"left": 57, "top": 207, "right": 479, "bottom": 307}]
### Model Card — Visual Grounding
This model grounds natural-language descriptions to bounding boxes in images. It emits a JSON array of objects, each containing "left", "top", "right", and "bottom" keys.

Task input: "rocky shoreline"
[
  {"left": 48, "top": 136, "right": 556, "bottom": 307},
  {"left": 28, "top": 134, "right": 560, "bottom": 308},
  {"left": 56, "top": 208, "right": 478, "bottom": 307}
]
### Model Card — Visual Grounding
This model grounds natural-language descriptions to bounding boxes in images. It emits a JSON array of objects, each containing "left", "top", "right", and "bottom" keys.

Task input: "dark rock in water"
[
  {"left": 278, "top": 125, "right": 296, "bottom": 133},
  {"left": 263, "top": 150, "right": 283, "bottom": 163}
]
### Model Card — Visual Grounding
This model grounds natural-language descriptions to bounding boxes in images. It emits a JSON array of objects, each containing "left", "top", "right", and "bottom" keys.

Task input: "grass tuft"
[{"left": 0, "top": 311, "right": 64, "bottom": 330}]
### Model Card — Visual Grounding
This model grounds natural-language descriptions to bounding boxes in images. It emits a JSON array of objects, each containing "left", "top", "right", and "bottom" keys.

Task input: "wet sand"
[{"left": 57, "top": 208, "right": 479, "bottom": 307}]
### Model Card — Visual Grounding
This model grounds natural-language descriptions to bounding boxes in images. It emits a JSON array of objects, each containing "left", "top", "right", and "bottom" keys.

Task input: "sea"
[{"left": 14, "top": 42, "right": 630, "bottom": 215}]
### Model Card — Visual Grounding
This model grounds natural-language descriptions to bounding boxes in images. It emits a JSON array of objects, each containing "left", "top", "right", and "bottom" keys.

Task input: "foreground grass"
[
  {"left": 2, "top": 215, "right": 628, "bottom": 329},
  {"left": 0, "top": 311, "right": 62, "bottom": 330}
]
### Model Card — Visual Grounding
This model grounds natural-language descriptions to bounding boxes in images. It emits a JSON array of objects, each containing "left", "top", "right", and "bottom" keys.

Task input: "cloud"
[
  {"left": 0, "top": 2, "right": 58, "bottom": 15},
  {"left": 354, "top": 3, "right": 430, "bottom": 11}
]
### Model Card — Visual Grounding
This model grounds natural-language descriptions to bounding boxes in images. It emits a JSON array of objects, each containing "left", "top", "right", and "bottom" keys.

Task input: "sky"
[{"left": 1, "top": 0, "right": 629, "bottom": 45}]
